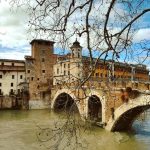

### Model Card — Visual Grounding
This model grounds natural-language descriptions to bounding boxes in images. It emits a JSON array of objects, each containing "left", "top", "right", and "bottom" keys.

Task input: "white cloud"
[
  {"left": 0, "top": 1, "right": 31, "bottom": 59},
  {"left": 0, "top": 50, "right": 30, "bottom": 60},
  {"left": 133, "top": 28, "right": 150, "bottom": 42}
]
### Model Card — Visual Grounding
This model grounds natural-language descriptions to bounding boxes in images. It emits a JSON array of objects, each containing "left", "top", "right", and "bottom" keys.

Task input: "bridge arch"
[
  {"left": 85, "top": 91, "right": 106, "bottom": 123},
  {"left": 51, "top": 89, "right": 82, "bottom": 115},
  {"left": 106, "top": 95, "right": 150, "bottom": 131}
]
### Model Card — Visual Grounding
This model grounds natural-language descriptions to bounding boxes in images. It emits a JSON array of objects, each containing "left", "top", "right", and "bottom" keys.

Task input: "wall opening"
[
  {"left": 88, "top": 95, "right": 102, "bottom": 122},
  {"left": 54, "top": 92, "right": 78, "bottom": 113}
]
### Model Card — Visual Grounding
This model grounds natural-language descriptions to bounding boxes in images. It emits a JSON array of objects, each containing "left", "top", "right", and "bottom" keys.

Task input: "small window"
[
  {"left": 42, "top": 92, "right": 46, "bottom": 99},
  {"left": 0, "top": 89, "right": 2, "bottom": 94},
  {"left": 20, "top": 75, "right": 23, "bottom": 79},
  {"left": 64, "top": 64, "right": 66, "bottom": 68},
  {"left": 1, "top": 62, "right": 4, "bottom": 66},
  {"left": 42, "top": 58, "right": 45, "bottom": 62},
  {"left": 12, "top": 75, "right": 15, "bottom": 79},
  {"left": 11, "top": 83, "right": 13, "bottom": 87},
  {"left": 68, "top": 71, "right": 70, "bottom": 75},
  {"left": 10, "top": 89, "right": 13, "bottom": 93},
  {"left": 68, "top": 64, "right": 70, "bottom": 68},
  {"left": 100, "top": 73, "right": 103, "bottom": 77},
  {"left": 27, "top": 70, "right": 30, "bottom": 73},
  {"left": 42, "top": 70, "right": 45, "bottom": 73},
  {"left": 37, "top": 78, "right": 39, "bottom": 81},
  {"left": 57, "top": 68, "right": 59, "bottom": 74},
  {"left": 0, "top": 75, "right": 2, "bottom": 79},
  {"left": 64, "top": 71, "right": 66, "bottom": 75},
  {"left": 0, "top": 83, "right": 1, "bottom": 87},
  {"left": 12, "top": 63, "right": 14, "bottom": 66},
  {"left": 31, "top": 77, "right": 34, "bottom": 81}
]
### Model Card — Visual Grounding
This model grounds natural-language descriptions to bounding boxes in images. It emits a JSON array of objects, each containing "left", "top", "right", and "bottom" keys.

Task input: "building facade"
[{"left": 54, "top": 40, "right": 150, "bottom": 89}]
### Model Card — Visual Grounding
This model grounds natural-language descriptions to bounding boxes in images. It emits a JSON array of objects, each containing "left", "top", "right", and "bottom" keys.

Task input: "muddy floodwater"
[{"left": 0, "top": 110, "right": 150, "bottom": 150}]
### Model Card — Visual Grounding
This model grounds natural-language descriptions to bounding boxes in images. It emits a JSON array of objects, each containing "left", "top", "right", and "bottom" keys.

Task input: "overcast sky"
[{"left": 0, "top": 1, "right": 150, "bottom": 60}]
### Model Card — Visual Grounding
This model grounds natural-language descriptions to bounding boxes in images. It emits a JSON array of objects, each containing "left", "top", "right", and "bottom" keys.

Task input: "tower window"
[
  {"left": 64, "top": 71, "right": 66, "bottom": 75},
  {"left": 1, "top": 62, "right": 4, "bottom": 66},
  {"left": 68, "top": 64, "right": 70, "bottom": 68},
  {"left": 0, "top": 83, "right": 1, "bottom": 87},
  {"left": 0, "top": 75, "right": 2, "bottom": 79},
  {"left": 42, "top": 70, "right": 45, "bottom": 73},
  {"left": 42, "top": 58, "right": 45, "bottom": 62},
  {"left": 12, "top": 63, "right": 14, "bottom": 66},
  {"left": 31, "top": 77, "right": 34, "bottom": 81},
  {"left": 12, "top": 75, "right": 15, "bottom": 79},
  {"left": 11, "top": 83, "right": 13, "bottom": 87},
  {"left": 64, "top": 64, "right": 66, "bottom": 68},
  {"left": 27, "top": 70, "right": 30, "bottom": 73}
]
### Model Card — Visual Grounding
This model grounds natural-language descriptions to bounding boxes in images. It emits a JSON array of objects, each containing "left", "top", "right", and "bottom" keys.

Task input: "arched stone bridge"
[{"left": 51, "top": 87, "right": 150, "bottom": 132}]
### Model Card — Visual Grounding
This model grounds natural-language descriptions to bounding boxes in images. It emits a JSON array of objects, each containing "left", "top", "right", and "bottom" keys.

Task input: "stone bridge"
[{"left": 51, "top": 87, "right": 150, "bottom": 132}]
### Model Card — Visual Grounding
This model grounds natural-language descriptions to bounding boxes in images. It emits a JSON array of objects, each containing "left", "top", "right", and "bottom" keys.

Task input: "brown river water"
[{"left": 0, "top": 110, "right": 150, "bottom": 150}]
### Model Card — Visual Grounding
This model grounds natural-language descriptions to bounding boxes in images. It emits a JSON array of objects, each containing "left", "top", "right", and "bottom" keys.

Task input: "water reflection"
[{"left": 0, "top": 110, "right": 149, "bottom": 150}]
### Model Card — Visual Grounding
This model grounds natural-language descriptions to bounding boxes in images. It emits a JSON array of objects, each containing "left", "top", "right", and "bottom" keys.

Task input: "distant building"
[
  {"left": 0, "top": 59, "right": 25, "bottom": 95},
  {"left": 0, "top": 59, "right": 26, "bottom": 109}
]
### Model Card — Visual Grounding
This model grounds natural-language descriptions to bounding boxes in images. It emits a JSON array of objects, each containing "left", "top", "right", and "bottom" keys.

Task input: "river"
[{"left": 0, "top": 110, "right": 150, "bottom": 150}]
